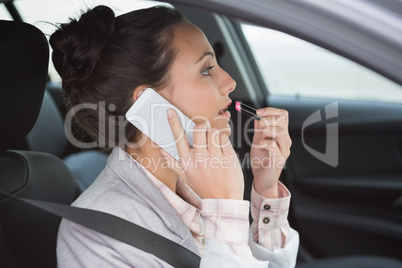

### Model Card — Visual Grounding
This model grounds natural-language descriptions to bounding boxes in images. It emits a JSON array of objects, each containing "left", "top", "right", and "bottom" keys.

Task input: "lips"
[{"left": 218, "top": 100, "right": 232, "bottom": 115}]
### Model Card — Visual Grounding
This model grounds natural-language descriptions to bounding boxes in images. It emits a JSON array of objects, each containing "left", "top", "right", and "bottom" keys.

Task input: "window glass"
[
  {"left": 13, "top": 0, "right": 170, "bottom": 81},
  {"left": 0, "top": 4, "right": 12, "bottom": 20},
  {"left": 241, "top": 23, "right": 402, "bottom": 103}
]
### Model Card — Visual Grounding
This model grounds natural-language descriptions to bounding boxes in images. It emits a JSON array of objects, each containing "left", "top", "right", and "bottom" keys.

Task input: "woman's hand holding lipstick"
[{"left": 250, "top": 107, "right": 292, "bottom": 199}]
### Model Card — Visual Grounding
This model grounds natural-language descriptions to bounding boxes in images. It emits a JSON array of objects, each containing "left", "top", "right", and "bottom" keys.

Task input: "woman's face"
[{"left": 161, "top": 22, "right": 236, "bottom": 136}]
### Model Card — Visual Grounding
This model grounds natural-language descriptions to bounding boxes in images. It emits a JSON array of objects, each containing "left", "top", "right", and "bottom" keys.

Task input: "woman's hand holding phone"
[{"left": 161, "top": 109, "right": 244, "bottom": 200}]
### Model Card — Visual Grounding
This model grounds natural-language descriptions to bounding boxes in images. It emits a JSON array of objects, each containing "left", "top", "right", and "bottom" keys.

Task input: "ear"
[{"left": 132, "top": 86, "right": 148, "bottom": 102}]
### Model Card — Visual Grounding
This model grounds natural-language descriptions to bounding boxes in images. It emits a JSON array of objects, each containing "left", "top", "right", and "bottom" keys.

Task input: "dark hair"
[{"left": 50, "top": 5, "right": 186, "bottom": 148}]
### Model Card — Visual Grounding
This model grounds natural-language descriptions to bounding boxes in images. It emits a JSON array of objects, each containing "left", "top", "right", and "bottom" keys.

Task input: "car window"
[
  {"left": 12, "top": 0, "right": 170, "bottom": 82},
  {"left": 241, "top": 23, "right": 402, "bottom": 103},
  {"left": 0, "top": 4, "right": 12, "bottom": 20}
]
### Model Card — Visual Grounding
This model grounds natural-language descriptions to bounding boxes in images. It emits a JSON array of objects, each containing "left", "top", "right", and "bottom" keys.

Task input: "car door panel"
[{"left": 268, "top": 95, "right": 402, "bottom": 260}]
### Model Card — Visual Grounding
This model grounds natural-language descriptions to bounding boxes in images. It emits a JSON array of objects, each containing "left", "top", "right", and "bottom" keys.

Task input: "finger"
[
  {"left": 257, "top": 140, "right": 287, "bottom": 169},
  {"left": 192, "top": 122, "right": 208, "bottom": 151},
  {"left": 208, "top": 128, "right": 221, "bottom": 153},
  {"left": 252, "top": 119, "right": 263, "bottom": 144},
  {"left": 260, "top": 126, "right": 278, "bottom": 140},
  {"left": 167, "top": 109, "right": 191, "bottom": 157},
  {"left": 257, "top": 133, "right": 291, "bottom": 160},
  {"left": 258, "top": 139, "right": 280, "bottom": 151},
  {"left": 259, "top": 116, "right": 289, "bottom": 142},
  {"left": 256, "top": 107, "right": 289, "bottom": 123},
  {"left": 220, "top": 133, "right": 234, "bottom": 155},
  {"left": 253, "top": 142, "right": 286, "bottom": 169},
  {"left": 259, "top": 122, "right": 291, "bottom": 155},
  {"left": 273, "top": 130, "right": 292, "bottom": 159},
  {"left": 160, "top": 149, "right": 195, "bottom": 186},
  {"left": 260, "top": 124, "right": 288, "bottom": 139},
  {"left": 160, "top": 148, "right": 185, "bottom": 175},
  {"left": 258, "top": 115, "right": 288, "bottom": 129}
]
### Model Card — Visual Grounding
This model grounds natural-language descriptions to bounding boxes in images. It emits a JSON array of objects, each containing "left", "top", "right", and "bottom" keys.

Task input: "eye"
[{"left": 201, "top": 65, "right": 214, "bottom": 76}]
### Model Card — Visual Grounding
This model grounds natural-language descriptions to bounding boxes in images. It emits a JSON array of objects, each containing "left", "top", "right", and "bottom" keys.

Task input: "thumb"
[{"left": 160, "top": 148, "right": 187, "bottom": 181}]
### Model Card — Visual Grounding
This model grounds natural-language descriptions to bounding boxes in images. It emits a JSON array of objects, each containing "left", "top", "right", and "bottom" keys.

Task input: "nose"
[{"left": 220, "top": 68, "right": 236, "bottom": 95}]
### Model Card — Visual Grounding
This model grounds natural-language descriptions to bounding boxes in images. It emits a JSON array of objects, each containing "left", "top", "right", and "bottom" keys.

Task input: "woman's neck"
[{"left": 125, "top": 134, "right": 179, "bottom": 193}]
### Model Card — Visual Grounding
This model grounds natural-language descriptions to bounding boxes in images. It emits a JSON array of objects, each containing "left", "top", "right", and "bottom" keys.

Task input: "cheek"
[
  {"left": 167, "top": 77, "right": 218, "bottom": 121},
  {"left": 184, "top": 95, "right": 213, "bottom": 123},
  {"left": 174, "top": 87, "right": 212, "bottom": 111}
]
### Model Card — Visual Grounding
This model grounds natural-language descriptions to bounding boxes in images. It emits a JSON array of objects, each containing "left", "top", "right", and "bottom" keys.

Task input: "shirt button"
[
  {"left": 263, "top": 217, "right": 270, "bottom": 224},
  {"left": 264, "top": 204, "right": 271, "bottom": 210}
]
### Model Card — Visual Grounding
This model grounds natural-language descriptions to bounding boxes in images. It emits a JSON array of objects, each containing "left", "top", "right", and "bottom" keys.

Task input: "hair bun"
[{"left": 50, "top": 5, "right": 115, "bottom": 88}]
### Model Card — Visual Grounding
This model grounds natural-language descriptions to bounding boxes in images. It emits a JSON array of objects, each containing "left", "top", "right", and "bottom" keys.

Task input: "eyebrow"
[{"left": 195, "top": 51, "right": 215, "bottom": 63}]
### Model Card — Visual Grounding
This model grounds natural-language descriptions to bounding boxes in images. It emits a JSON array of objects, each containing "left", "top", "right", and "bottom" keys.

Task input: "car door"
[
  {"left": 270, "top": 94, "right": 402, "bottom": 261},
  {"left": 239, "top": 22, "right": 402, "bottom": 260},
  {"left": 174, "top": 0, "right": 402, "bottom": 262}
]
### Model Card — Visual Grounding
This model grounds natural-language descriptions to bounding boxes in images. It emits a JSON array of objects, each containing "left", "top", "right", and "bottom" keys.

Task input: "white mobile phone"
[{"left": 125, "top": 88, "right": 195, "bottom": 161}]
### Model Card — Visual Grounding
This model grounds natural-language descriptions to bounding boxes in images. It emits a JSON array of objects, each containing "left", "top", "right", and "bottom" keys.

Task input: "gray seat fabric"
[
  {"left": 26, "top": 89, "right": 109, "bottom": 191},
  {"left": 26, "top": 90, "right": 67, "bottom": 156},
  {"left": 64, "top": 150, "right": 109, "bottom": 190}
]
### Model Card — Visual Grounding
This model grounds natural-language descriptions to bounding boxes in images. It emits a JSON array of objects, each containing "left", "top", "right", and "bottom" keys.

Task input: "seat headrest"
[{"left": 0, "top": 20, "right": 49, "bottom": 152}]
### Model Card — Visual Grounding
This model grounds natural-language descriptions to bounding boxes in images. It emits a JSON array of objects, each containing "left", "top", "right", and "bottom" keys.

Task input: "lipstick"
[{"left": 235, "top": 101, "right": 261, "bottom": 120}]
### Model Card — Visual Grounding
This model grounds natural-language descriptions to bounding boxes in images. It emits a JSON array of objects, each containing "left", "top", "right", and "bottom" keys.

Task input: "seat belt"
[{"left": 0, "top": 189, "right": 201, "bottom": 268}]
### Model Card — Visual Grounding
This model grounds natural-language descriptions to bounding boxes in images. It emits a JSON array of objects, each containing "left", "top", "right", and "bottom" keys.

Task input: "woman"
[{"left": 51, "top": 5, "right": 299, "bottom": 267}]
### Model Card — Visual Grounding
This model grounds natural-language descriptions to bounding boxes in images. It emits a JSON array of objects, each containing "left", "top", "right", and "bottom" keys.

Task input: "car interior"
[{"left": 1, "top": 0, "right": 402, "bottom": 267}]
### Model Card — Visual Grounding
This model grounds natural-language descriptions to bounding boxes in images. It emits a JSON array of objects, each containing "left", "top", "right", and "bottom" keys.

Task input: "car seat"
[
  {"left": 25, "top": 88, "right": 109, "bottom": 191},
  {"left": 0, "top": 20, "right": 81, "bottom": 268}
]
